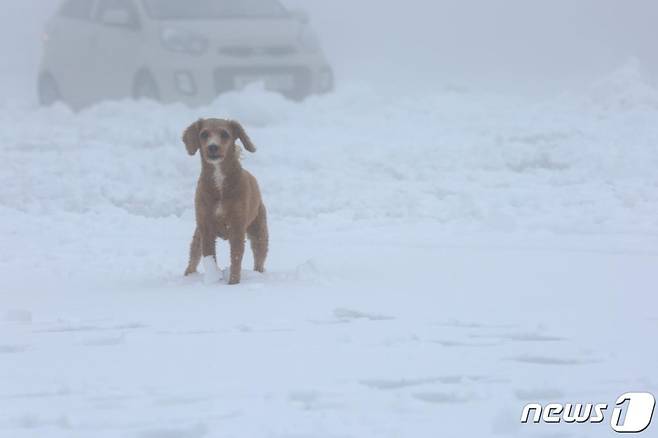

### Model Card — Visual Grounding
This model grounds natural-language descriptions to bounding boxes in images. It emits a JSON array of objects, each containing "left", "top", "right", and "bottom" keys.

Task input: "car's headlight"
[
  {"left": 160, "top": 28, "right": 209, "bottom": 55},
  {"left": 298, "top": 26, "right": 321, "bottom": 52}
]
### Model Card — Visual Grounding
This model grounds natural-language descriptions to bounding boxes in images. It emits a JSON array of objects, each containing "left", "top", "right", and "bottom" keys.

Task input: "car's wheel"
[
  {"left": 38, "top": 73, "right": 62, "bottom": 106},
  {"left": 319, "top": 68, "right": 335, "bottom": 94},
  {"left": 133, "top": 71, "right": 160, "bottom": 101}
]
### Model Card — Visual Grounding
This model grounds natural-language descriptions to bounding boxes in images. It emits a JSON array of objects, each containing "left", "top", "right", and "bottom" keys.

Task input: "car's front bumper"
[{"left": 147, "top": 50, "right": 333, "bottom": 105}]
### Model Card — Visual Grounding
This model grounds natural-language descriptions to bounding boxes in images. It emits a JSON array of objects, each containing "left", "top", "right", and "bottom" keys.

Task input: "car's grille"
[
  {"left": 218, "top": 45, "right": 297, "bottom": 58},
  {"left": 214, "top": 66, "right": 312, "bottom": 100}
]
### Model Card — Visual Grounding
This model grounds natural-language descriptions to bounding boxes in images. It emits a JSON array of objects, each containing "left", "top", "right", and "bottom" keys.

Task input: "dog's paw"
[
  {"left": 202, "top": 256, "right": 222, "bottom": 285},
  {"left": 184, "top": 267, "right": 198, "bottom": 276},
  {"left": 228, "top": 271, "right": 241, "bottom": 285}
]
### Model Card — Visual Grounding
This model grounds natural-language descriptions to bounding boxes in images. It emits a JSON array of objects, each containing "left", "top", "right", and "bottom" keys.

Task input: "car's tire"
[
  {"left": 321, "top": 68, "right": 335, "bottom": 94},
  {"left": 133, "top": 71, "right": 160, "bottom": 101},
  {"left": 38, "top": 73, "right": 62, "bottom": 106}
]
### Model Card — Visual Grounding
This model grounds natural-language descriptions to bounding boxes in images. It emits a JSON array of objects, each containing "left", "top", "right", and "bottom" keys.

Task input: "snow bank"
[
  {"left": 1, "top": 64, "right": 658, "bottom": 235},
  {"left": 581, "top": 58, "right": 658, "bottom": 112}
]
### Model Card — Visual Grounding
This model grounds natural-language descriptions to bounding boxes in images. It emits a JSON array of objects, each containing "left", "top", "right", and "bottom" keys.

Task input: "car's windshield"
[{"left": 143, "top": 0, "right": 289, "bottom": 19}]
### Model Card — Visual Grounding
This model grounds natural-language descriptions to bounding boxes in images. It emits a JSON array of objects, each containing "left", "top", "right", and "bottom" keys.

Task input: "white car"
[{"left": 39, "top": 0, "right": 334, "bottom": 109}]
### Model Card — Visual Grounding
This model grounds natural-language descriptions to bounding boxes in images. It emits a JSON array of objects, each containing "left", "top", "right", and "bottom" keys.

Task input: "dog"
[{"left": 182, "top": 118, "right": 268, "bottom": 285}]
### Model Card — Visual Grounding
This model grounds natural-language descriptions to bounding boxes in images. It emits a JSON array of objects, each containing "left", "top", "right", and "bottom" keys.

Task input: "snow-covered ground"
[{"left": 1, "top": 61, "right": 657, "bottom": 438}]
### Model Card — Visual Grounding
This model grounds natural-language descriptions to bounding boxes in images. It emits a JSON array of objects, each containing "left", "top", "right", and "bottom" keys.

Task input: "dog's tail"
[{"left": 184, "top": 227, "right": 202, "bottom": 276}]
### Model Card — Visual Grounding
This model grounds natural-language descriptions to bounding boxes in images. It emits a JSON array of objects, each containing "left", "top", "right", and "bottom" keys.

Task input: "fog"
[
  {"left": 1, "top": 0, "right": 657, "bottom": 102},
  {"left": 289, "top": 0, "right": 658, "bottom": 94},
  {"left": 2, "top": 2, "right": 658, "bottom": 435}
]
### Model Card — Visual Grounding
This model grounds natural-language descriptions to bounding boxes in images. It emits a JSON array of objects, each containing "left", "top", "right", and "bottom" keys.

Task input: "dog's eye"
[
  {"left": 200, "top": 131, "right": 210, "bottom": 140},
  {"left": 220, "top": 130, "right": 230, "bottom": 141}
]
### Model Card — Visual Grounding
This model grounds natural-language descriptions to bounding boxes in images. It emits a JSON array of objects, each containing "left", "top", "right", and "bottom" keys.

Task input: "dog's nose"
[{"left": 208, "top": 144, "right": 219, "bottom": 154}]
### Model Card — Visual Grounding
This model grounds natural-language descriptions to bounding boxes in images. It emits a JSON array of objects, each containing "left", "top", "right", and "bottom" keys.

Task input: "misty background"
[{"left": 1, "top": 0, "right": 657, "bottom": 102}]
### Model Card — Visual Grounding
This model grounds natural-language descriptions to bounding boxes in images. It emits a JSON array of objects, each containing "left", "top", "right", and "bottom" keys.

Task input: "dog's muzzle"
[{"left": 206, "top": 144, "right": 223, "bottom": 160}]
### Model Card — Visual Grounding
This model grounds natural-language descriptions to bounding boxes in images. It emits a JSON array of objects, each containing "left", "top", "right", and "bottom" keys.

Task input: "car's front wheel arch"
[{"left": 38, "top": 72, "right": 62, "bottom": 106}]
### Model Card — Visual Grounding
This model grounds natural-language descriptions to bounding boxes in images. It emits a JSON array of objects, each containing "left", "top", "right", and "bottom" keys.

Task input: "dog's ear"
[
  {"left": 229, "top": 120, "right": 257, "bottom": 153},
  {"left": 183, "top": 119, "right": 204, "bottom": 156}
]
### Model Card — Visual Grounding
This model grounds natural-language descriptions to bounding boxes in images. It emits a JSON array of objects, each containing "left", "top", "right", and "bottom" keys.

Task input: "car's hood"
[{"left": 156, "top": 18, "right": 303, "bottom": 48}]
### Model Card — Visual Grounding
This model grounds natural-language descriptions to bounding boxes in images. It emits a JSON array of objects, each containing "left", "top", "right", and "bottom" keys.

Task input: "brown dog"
[{"left": 183, "top": 118, "right": 268, "bottom": 285}]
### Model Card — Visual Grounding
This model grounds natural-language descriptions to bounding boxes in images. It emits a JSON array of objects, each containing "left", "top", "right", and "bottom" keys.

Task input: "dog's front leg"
[
  {"left": 228, "top": 228, "right": 246, "bottom": 285},
  {"left": 200, "top": 226, "right": 222, "bottom": 285}
]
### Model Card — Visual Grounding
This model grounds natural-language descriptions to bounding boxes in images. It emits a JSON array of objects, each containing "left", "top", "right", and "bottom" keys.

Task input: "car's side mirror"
[
  {"left": 99, "top": 9, "right": 136, "bottom": 29},
  {"left": 290, "top": 9, "right": 310, "bottom": 25}
]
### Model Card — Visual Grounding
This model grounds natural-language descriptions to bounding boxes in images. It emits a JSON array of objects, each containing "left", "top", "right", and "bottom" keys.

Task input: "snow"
[
  {"left": 202, "top": 257, "right": 224, "bottom": 285},
  {"left": 1, "top": 61, "right": 657, "bottom": 437}
]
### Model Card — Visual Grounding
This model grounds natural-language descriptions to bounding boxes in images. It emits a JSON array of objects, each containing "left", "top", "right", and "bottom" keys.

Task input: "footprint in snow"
[
  {"left": 10, "top": 414, "right": 70, "bottom": 430},
  {"left": 137, "top": 424, "right": 208, "bottom": 438},
  {"left": 5, "top": 387, "right": 71, "bottom": 400},
  {"left": 469, "top": 332, "right": 566, "bottom": 342},
  {"left": 0, "top": 344, "right": 29, "bottom": 354},
  {"left": 35, "top": 322, "right": 146, "bottom": 334},
  {"left": 81, "top": 334, "right": 125, "bottom": 347},
  {"left": 431, "top": 339, "right": 501, "bottom": 348},
  {"left": 437, "top": 320, "right": 517, "bottom": 329},
  {"left": 414, "top": 391, "right": 478, "bottom": 404},
  {"left": 360, "top": 375, "right": 493, "bottom": 390},
  {"left": 289, "top": 390, "right": 343, "bottom": 411},
  {"left": 333, "top": 308, "right": 395, "bottom": 322},
  {"left": 4, "top": 309, "right": 33, "bottom": 324},
  {"left": 508, "top": 355, "right": 600, "bottom": 366},
  {"left": 35, "top": 325, "right": 101, "bottom": 333},
  {"left": 500, "top": 332, "right": 567, "bottom": 342}
]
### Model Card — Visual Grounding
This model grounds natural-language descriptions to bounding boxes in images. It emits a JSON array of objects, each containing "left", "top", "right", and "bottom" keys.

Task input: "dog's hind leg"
[
  {"left": 247, "top": 204, "right": 269, "bottom": 273},
  {"left": 184, "top": 227, "right": 202, "bottom": 276}
]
